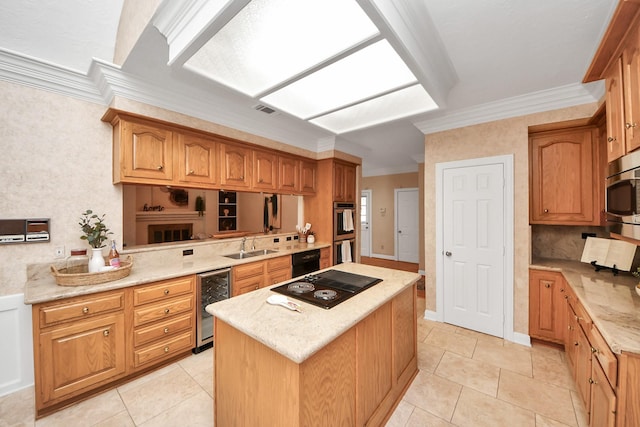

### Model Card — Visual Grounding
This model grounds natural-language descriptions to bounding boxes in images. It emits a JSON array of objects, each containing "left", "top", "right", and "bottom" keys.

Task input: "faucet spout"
[
  {"left": 251, "top": 236, "right": 256, "bottom": 251},
  {"left": 240, "top": 237, "right": 247, "bottom": 253}
]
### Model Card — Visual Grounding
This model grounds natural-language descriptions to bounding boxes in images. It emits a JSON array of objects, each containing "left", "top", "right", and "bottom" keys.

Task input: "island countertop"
[
  {"left": 531, "top": 258, "right": 640, "bottom": 354},
  {"left": 206, "top": 263, "right": 421, "bottom": 364}
]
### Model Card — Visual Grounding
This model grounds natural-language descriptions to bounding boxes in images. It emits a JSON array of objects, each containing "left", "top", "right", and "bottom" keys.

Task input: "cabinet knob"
[
  {"left": 574, "top": 341, "right": 579, "bottom": 346},
  {"left": 103, "top": 330, "right": 110, "bottom": 337},
  {"left": 544, "top": 283, "right": 551, "bottom": 288},
  {"left": 164, "top": 308, "right": 170, "bottom": 314},
  {"left": 82, "top": 307, "right": 89, "bottom": 314},
  {"left": 157, "top": 165, "right": 164, "bottom": 170},
  {"left": 564, "top": 295, "right": 569, "bottom": 300},
  {"left": 188, "top": 170, "right": 194, "bottom": 175},
  {"left": 591, "top": 346, "right": 597, "bottom": 354},
  {"left": 164, "top": 289, "right": 170, "bottom": 295},
  {"left": 626, "top": 122, "right": 637, "bottom": 129},
  {"left": 255, "top": 286, "right": 259, "bottom": 290},
  {"left": 164, "top": 327, "right": 169, "bottom": 334},
  {"left": 560, "top": 288, "right": 564, "bottom": 293},
  {"left": 589, "top": 378, "right": 596, "bottom": 385},
  {"left": 543, "top": 209, "right": 549, "bottom": 213},
  {"left": 259, "top": 178, "right": 263, "bottom": 183},
  {"left": 607, "top": 137, "right": 616, "bottom": 142},
  {"left": 164, "top": 346, "right": 169, "bottom": 353}
]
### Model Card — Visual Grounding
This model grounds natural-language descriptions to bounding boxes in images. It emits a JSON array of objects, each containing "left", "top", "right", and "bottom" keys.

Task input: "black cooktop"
[{"left": 271, "top": 270, "right": 382, "bottom": 309}]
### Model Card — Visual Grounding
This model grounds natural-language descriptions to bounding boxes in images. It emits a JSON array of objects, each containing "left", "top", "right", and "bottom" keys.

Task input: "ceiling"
[{"left": 0, "top": 0, "right": 616, "bottom": 176}]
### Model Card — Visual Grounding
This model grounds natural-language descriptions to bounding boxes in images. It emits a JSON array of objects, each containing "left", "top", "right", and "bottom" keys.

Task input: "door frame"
[
  {"left": 360, "top": 189, "right": 372, "bottom": 258},
  {"left": 394, "top": 187, "right": 419, "bottom": 263},
  {"left": 435, "top": 154, "right": 514, "bottom": 342}
]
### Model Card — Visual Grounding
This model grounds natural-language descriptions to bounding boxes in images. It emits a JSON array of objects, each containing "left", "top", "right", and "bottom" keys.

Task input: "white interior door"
[
  {"left": 442, "top": 163, "right": 505, "bottom": 337},
  {"left": 396, "top": 188, "right": 419, "bottom": 263},
  {"left": 360, "top": 190, "right": 371, "bottom": 257}
]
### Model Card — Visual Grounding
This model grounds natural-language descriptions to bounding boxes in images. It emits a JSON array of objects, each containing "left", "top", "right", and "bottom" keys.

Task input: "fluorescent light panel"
[
  {"left": 261, "top": 40, "right": 417, "bottom": 119},
  {"left": 184, "top": 0, "right": 379, "bottom": 97}
]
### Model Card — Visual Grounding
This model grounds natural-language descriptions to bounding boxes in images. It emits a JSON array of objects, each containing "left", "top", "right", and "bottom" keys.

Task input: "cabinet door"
[
  {"left": 530, "top": 128, "right": 597, "bottom": 224},
  {"left": 605, "top": 57, "right": 626, "bottom": 162},
  {"left": 220, "top": 142, "right": 251, "bottom": 189},
  {"left": 39, "top": 313, "right": 125, "bottom": 403},
  {"left": 121, "top": 120, "right": 173, "bottom": 181},
  {"left": 565, "top": 302, "right": 578, "bottom": 373},
  {"left": 300, "top": 160, "right": 317, "bottom": 194},
  {"left": 278, "top": 156, "right": 300, "bottom": 193},
  {"left": 253, "top": 150, "right": 277, "bottom": 191},
  {"left": 529, "top": 270, "right": 566, "bottom": 343},
  {"left": 575, "top": 323, "right": 593, "bottom": 416},
  {"left": 320, "top": 247, "right": 331, "bottom": 269},
  {"left": 175, "top": 132, "right": 217, "bottom": 185},
  {"left": 624, "top": 27, "right": 640, "bottom": 153},
  {"left": 334, "top": 162, "right": 346, "bottom": 201},
  {"left": 589, "top": 359, "right": 616, "bottom": 427},
  {"left": 343, "top": 164, "right": 357, "bottom": 202}
]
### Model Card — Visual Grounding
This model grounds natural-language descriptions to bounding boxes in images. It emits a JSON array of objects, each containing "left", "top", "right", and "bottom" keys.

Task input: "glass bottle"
[
  {"left": 65, "top": 249, "right": 88, "bottom": 272},
  {"left": 108, "top": 240, "right": 121, "bottom": 268}
]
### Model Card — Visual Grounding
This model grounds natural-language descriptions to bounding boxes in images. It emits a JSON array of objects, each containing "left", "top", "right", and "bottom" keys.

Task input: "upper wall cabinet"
[
  {"left": 585, "top": 2, "right": 640, "bottom": 162},
  {"left": 175, "top": 132, "right": 218, "bottom": 186},
  {"left": 529, "top": 127, "right": 603, "bottom": 225},
  {"left": 252, "top": 149, "right": 277, "bottom": 191},
  {"left": 334, "top": 161, "right": 357, "bottom": 202},
  {"left": 220, "top": 142, "right": 252, "bottom": 190},
  {"left": 300, "top": 160, "right": 317, "bottom": 195},
  {"left": 278, "top": 155, "right": 300, "bottom": 194}
]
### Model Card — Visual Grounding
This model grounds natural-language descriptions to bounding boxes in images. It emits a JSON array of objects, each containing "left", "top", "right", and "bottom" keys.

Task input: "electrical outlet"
[
  {"left": 54, "top": 246, "right": 65, "bottom": 258},
  {"left": 183, "top": 249, "right": 193, "bottom": 256}
]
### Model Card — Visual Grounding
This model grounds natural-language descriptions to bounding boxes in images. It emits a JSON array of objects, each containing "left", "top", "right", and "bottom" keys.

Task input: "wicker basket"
[{"left": 50, "top": 256, "right": 133, "bottom": 286}]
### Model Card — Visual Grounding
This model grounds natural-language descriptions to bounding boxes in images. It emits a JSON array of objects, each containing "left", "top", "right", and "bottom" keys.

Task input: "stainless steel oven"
[
  {"left": 334, "top": 202, "right": 356, "bottom": 241},
  {"left": 194, "top": 268, "right": 230, "bottom": 353},
  {"left": 606, "top": 150, "right": 640, "bottom": 239}
]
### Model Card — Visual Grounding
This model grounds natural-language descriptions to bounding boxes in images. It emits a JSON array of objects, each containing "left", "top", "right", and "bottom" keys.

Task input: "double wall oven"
[{"left": 333, "top": 202, "right": 356, "bottom": 264}]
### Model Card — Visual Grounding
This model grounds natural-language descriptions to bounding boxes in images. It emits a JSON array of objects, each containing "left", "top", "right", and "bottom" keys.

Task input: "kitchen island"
[{"left": 206, "top": 263, "right": 420, "bottom": 427}]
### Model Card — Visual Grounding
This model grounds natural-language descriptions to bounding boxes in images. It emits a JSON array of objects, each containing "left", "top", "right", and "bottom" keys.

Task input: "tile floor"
[{"left": 1, "top": 297, "right": 587, "bottom": 427}]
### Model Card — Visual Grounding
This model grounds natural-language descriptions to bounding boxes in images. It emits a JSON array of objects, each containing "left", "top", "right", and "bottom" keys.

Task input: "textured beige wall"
[
  {"left": 424, "top": 103, "right": 599, "bottom": 335},
  {"left": 0, "top": 81, "right": 122, "bottom": 296},
  {"left": 361, "top": 172, "right": 419, "bottom": 258}
]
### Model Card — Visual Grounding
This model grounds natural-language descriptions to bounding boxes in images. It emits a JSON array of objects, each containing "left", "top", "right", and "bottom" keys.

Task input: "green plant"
[
  {"left": 633, "top": 267, "right": 640, "bottom": 279},
  {"left": 79, "top": 210, "right": 112, "bottom": 248}
]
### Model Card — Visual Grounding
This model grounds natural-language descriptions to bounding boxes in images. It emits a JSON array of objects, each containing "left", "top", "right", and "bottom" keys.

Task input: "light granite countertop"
[
  {"left": 531, "top": 258, "right": 640, "bottom": 354},
  {"left": 205, "top": 263, "right": 420, "bottom": 364},
  {"left": 24, "top": 242, "right": 330, "bottom": 305}
]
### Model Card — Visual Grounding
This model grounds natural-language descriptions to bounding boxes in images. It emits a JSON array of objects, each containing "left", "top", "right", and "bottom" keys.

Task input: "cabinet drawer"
[
  {"left": 589, "top": 325, "right": 617, "bottom": 388},
  {"left": 133, "top": 276, "right": 194, "bottom": 306},
  {"left": 233, "top": 262, "right": 264, "bottom": 281},
  {"left": 134, "top": 330, "right": 194, "bottom": 368},
  {"left": 267, "top": 255, "right": 290, "bottom": 272},
  {"left": 570, "top": 297, "right": 592, "bottom": 333},
  {"left": 133, "top": 295, "right": 194, "bottom": 327},
  {"left": 233, "top": 277, "right": 263, "bottom": 296},
  {"left": 133, "top": 313, "right": 193, "bottom": 348},
  {"left": 266, "top": 270, "right": 291, "bottom": 287},
  {"left": 39, "top": 292, "right": 125, "bottom": 327}
]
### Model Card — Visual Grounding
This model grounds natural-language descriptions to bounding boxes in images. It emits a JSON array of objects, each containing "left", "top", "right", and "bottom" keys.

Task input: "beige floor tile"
[
  {"left": 116, "top": 363, "right": 180, "bottom": 394},
  {"left": 405, "top": 406, "right": 453, "bottom": 427},
  {"left": 434, "top": 351, "right": 500, "bottom": 397},
  {"left": 530, "top": 342, "right": 565, "bottom": 364},
  {"left": 35, "top": 390, "right": 125, "bottom": 427},
  {"left": 473, "top": 340, "right": 532, "bottom": 376},
  {"left": 0, "top": 386, "right": 34, "bottom": 427},
  {"left": 402, "top": 370, "right": 461, "bottom": 421},
  {"left": 417, "top": 341, "right": 445, "bottom": 373},
  {"left": 454, "top": 327, "right": 505, "bottom": 347},
  {"left": 385, "top": 400, "right": 415, "bottom": 427},
  {"left": 424, "top": 328, "right": 477, "bottom": 358},
  {"left": 92, "top": 410, "right": 135, "bottom": 427},
  {"left": 498, "top": 370, "right": 577, "bottom": 426},
  {"left": 118, "top": 366, "right": 202, "bottom": 425},
  {"left": 178, "top": 348, "right": 212, "bottom": 378},
  {"left": 535, "top": 413, "right": 575, "bottom": 427},
  {"left": 191, "top": 363, "right": 214, "bottom": 398},
  {"left": 570, "top": 390, "right": 589, "bottom": 427},
  {"left": 417, "top": 319, "right": 435, "bottom": 343},
  {"left": 532, "top": 351, "right": 575, "bottom": 391},
  {"left": 138, "top": 390, "right": 213, "bottom": 427},
  {"left": 452, "top": 387, "right": 535, "bottom": 427}
]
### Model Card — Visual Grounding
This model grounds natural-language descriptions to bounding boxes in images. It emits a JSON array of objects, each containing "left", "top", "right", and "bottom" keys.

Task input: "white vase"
[
  {"left": 88, "top": 248, "right": 105, "bottom": 273},
  {"left": 307, "top": 234, "right": 315, "bottom": 244}
]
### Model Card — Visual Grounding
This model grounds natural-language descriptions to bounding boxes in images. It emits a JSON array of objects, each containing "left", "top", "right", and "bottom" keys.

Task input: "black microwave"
[{"left": 606, "top": 151, "right": 640, "bottom": 238}]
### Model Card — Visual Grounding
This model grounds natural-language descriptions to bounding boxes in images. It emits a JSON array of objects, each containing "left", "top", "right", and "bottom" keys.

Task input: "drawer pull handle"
[
  {"left": 164, "top": 308, "right": 170, "bottom": 315},
  {"left": 103, "top": 330, "right": 110, "bottom": 337},
  {"left": 607, "top": 137, "right": 616, "bottom": 142},
  {"left": 543, "top": 209, "right": 549, "bottom": 213},
  {"left": 82, "top": 307, "right": 89, "bottom": 314},
  {"left": 164, "top": 346, "right": 169, "bottom": 353},
  {"left": 157, "top": 165, "right": 164, "bottom": 170},
  {"left": 544, "top": 283, "right": 550, "bottom": 288},
  {"left": 188, "top": 170, "right": 194, "bottom": 175},
  {"left": 164, "top": 327, "right": 169, "bottom": 334},
  {"left": 164, "top": 289, "right": 170, "bottom": 295}
]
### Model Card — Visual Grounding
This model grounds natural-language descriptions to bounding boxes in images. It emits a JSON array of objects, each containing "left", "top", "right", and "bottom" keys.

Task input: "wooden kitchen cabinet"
[
  {"left": 265, "top": 255, "right": 292, "bottom": 286},
  {"left": 616, "top": 352, "right": 640, "bottom": 426},
  {"left": 529, "top": 127, "right": 601, "bottom": 225},
  {"left": 252, "top": 149, "right": 277, "bottom": 191},
  {"left": 232, "top": 255, "right": 292, "bottom": 296},
  {"left": 219, "top": 141, "right": 252, "bottom": 190},
  {"left": 334, "top": 161, "right": 357, "bottom": 202},
  {"left": 175, "top": 131, "right": 218, "bottom": 186},
  {"left": 320, "top": 247, "right": 331, "bottom": 269},
  {"left": 589, "top": 349, "right": 617, "bottom": 427},
  {"left": 300, "top": 159, "right": 317, "bottom": 194},
  {"left": 623, "top": 25, "right": 640, "bottom": 154},
  {"left": 278, "top": 155, "right": 300, "bottom": 193},
  {"left": 529, "top": 269, "right": 566, "bottom": 344},
  {"left": 606, "top": 57, "right": 627, "bottom": 162},
  {"left": 33, "top": 290, "right": 127, "bottom": 416}
]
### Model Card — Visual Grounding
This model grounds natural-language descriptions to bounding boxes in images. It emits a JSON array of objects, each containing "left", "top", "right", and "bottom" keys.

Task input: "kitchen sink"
[{"left": 224, "top": 249, "right": 278, "bottom": 259}]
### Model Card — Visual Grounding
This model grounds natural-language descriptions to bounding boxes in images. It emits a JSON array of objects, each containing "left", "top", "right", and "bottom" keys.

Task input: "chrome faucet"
[
  {"left": 240, "top": 237, "right": 247, "bottom": 253},
  {"left": 251, "top": 236, "right": 257, "bottom": 251}
]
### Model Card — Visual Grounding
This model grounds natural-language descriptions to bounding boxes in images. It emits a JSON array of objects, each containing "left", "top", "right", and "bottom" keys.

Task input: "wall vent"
[{"left": 253, "top": 104, "right": 278, "bottom": 115}]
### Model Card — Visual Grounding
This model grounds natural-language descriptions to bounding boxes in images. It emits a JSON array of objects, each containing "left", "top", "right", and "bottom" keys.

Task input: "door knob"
[{"left": 445, "top": 251, "right": 452, "bottom": 257}]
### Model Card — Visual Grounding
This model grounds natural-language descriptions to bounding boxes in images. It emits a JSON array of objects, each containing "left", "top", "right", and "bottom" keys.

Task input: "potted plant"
[{"left": 79, "top": 210, "right": 112, "bottom": 272}]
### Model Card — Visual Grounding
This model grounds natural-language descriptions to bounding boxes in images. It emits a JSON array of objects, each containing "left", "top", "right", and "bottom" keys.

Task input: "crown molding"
[
  {"left": 362, "top": 163, "right": 419, "bottom": 177},
  {"left": 413, "top": 81, "right": 605, "bottom": 135}
]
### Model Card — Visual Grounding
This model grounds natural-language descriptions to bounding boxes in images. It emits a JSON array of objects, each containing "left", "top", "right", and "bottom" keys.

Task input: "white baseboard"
[
  {"left": 511, "top": 332, "right": 531, "bottom": 347},
  {"left": 368, "top": 253, "right": 397, "bottom": 261},
  {"left": 0, "top": 294, "right": 34, "bottom": 397},
  {"left": 424, "top": 309, "right": 437, "bottom": 321}
]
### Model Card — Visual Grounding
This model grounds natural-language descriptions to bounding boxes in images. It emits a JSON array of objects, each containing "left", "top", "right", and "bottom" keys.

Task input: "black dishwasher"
[
  {"left": 291, "top": 249, "right": 320, "bottom": 277},
  {"left": 194, "top": 268, "right": 230, "bottom": 353}
]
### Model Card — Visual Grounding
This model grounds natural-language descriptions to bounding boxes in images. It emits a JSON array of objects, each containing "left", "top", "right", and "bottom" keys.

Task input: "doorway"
[
  {"left": 360, "top": 190, "right": 371, "bottom": 257},
  {"left": 395, "top": 188, "right": 419, "bottom": 263},
  {"left": 435, "top": 155, "right": 514, "bottom": 340}
]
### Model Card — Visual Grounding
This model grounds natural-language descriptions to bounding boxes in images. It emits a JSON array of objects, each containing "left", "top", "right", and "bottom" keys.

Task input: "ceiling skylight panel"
[
  {"left": 261, "top": 40, "right": 417, "bottom": 119},
  {"left": 309, "top": 84, "right": 438, "bottom": 134},
  {"left": 184, "top": 0, "right": 379, "bottom": 97}
]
